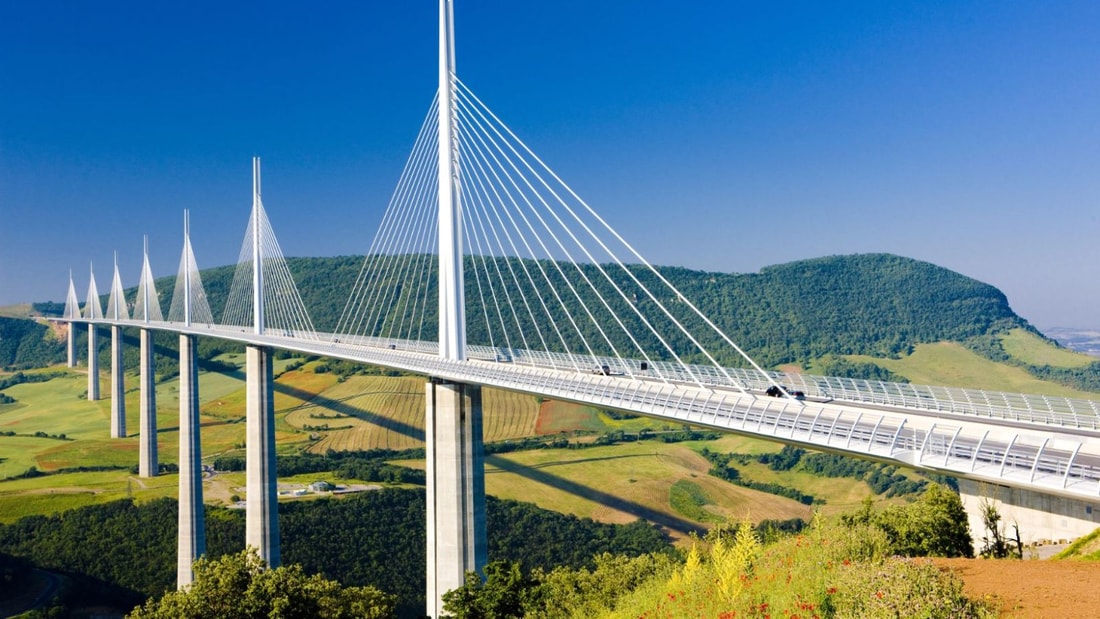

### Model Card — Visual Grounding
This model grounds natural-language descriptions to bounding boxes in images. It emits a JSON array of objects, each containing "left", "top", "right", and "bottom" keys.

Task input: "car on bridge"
[
  {"left": 593, "top": 365, "right": 624, "bottom": 376},
  {"left": 766, "top": 385, "right": 805, "bottom": 400}
]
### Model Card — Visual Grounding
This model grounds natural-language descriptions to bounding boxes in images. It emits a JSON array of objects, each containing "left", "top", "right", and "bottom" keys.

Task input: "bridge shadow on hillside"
[
  {"left": 498, "top": 453, "right": 648, "bottom": 470},
  {"left": 485, "top": 454, "right": 705, "bottom": 538},
  {"left": 272, "top": 383, "right": 424, "bottom": 442}
]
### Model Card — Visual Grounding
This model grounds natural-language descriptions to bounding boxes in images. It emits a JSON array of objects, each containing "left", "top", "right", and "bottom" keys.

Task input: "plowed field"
[{"left": 936, "top": 558, "right": 1100, "bottom": 618}]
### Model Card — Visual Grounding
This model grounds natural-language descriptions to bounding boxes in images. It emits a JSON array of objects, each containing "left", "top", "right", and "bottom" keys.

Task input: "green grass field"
[
  {"left": 999, "top": 328, "right": 1098, "bottom": 369},
  {"left": 849, "top": 341, "right": 1100, "bottom": 397}
]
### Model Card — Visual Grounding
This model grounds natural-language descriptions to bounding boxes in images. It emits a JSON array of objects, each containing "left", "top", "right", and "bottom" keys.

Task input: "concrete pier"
[
  {"left": 138, "top": 328, "right": 158, "bottom": 477},
  {"left": 245, "top": 345, "right": 279, "bottom": 567},
  {"left": 425, "top": 380, "right": 486, "bottom": 618},
  {"left": 177, "top": 334, "right": 205, "bottom": 588},
  {"left": 959, "top": 478, "right": 1100, "bottom": 552},
  {"left": 66, "top": 324, "right": 76, "bottom": 368},
  {"left": 87, "top": 325, "right": 100, "bottom": 401},
  {"left": 109, "top": 326, "right": 125, "bottom": 438}
]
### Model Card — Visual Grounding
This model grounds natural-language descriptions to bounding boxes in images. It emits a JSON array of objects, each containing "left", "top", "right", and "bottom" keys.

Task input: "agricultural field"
[
  {"left": 296, "top": 375, "right": 540, "bottom": 453},
  {"left": 7, "top": 343, "right": 1087, "bottom": 533},
  {"left": 476, "top": 440, "right": 814, "bottom": 542}
]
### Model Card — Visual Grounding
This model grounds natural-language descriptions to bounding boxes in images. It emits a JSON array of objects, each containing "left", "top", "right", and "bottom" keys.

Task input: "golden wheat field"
[{"left": 285, "top": 375, "right": 540, "bottom": 453}]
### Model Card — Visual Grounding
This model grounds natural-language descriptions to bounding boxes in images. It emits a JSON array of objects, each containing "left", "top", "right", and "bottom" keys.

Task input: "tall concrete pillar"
[
  {"left": 425, "top": 380, "right": 486, "bottom": 618},
  {"left": 87, "top": 325, "right": 100, "bottom": 401},
  {"left": 110, "top": 326, "right": 126, "bottom": 438},
  {"left": 177, "top": 334, "right": 205, "bottom": 588},
  {"left": 66, "top": 323, "right": 77, "bottom": 368},
  {"left": 245, "top": 345, "right": 279, "bottom": 567},
  {"left": 138, "top": 328, "right": 158, "bottom": 477}
]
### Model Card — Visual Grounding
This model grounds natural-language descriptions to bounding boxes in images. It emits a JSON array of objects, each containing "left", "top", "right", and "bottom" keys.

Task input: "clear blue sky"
[{"left": 2, "top": 1, "right": 1098, "bottom": 329}]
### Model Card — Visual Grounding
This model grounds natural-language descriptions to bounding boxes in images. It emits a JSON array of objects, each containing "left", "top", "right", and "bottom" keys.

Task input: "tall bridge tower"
[{"left": 425, "top": 1, "right": 487, "bottom": 616}]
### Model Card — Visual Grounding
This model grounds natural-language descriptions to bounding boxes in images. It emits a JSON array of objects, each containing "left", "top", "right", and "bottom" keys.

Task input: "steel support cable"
[
  {"left": 456, "top": 79, "right": 769, "bottom": 395},
  {"left": 453, "top": 86, "right": 685, "bottom": 384},
  {"left": 452, "top": 90, "right": 668, "bottom": 381},
  {"left": 369, "top": 133, "right": 439, "bottom": 342},
  {"left": 455, "top": 128, "right": 554, "bottom": 364},
  {"left": 351, "top": 109, "right": 440, "bottom": 342},
  {"left": 336, "top": 95, "right": 439, "bottom": 336},
  {"left": 455, "top": 108, "right": 582, "bottom": 365},
  {"left": 336, "top": 98, "right": 439, "bottom": 339},
  {"left": 458, "top": 123, "right": 571, "bottom": 366},
  {"left": 171, "top": 239, "right": 206, "bottom": 324},
  {"left": 376, "top": 115, "right": 440, "bottom": 338},
  {"left": 455, "top": 104, "right": 592, "bottom": 370},
  {"left": 259, "top": 209, "right": 306, "bottom": 335},
  {"left": 459, "top": 165, "right": 510, "bottom": 351},
  {"left": 399, "top": 138, "right": 443, "bottom": 343},
  {"left": 222, "top": 236, "right": 252, "bottom": 327},
  {"left": 414, "top": 216, "right": 440, "bottom": 344},
  {"left": 455, "top": 87, "right": 673, "bottom": 384},
  {"left": 455, "top": 82, "right": 704, "bottom": 386},
  {"left": 454, "top": 94, "right": 624, "bottom": 367},
  {"left": 455, "top": 95, "right": 619, "bottom": 370},
  {"left": 460, "top": 155, "right": 525, "bottom": 353},
  {"left": 222, "top": 209, "right": 259, "bottom": 327},
  {"left": 455, "top": 93, "right": 642, "bottom": 379},
  {"left": 354, "top": 115, "right": 439, "bottom": 341},
  {"left": 461, "top": 222, "right": 498, "bottom": 349},
  {"left": 459, "top": 125, "right": 556, "bottom": 355},
  {"left": 391, "top": 148, "right": 440, "bottom": 343},
  {"left": 388, "top": 207, "right": 436, "bottom": 343},
  {"left": 257, "top": 207, "right": 317, "bottom": 337},
  {"left": 384, "top": 170, "right": 440, "bottom": 343}
]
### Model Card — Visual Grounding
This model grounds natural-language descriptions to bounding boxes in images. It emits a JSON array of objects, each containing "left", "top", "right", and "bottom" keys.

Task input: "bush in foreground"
[
  {"left": 445, "top": 516, "right": 995, "bottom": 619},
  {"left": 127, "top": 549, "right": 395, "bottom": 619}
]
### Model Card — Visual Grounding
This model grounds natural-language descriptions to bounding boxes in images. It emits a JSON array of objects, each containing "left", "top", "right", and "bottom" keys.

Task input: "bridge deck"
[{"left": 61, "top": 317, "right": 1100, "bottom": 501}]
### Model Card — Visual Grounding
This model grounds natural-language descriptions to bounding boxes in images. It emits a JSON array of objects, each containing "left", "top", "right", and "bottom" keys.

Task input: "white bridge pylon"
[{"left": 222, "top": 158, "right": 317, "bottom": 339}]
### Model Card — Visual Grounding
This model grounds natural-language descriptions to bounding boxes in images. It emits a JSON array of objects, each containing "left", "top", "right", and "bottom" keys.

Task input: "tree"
[
  {"left": 127, "top": 549, "right": 395, "bottom": 619},
  {"left": 842, "top": 484, "right": 974, "bottom": 558},
  {"left": 441, "top": 562, "right": 532, "bottom": 619},
  {"left": 978, "top": 498, "right": 1023, "bottom": 559}
]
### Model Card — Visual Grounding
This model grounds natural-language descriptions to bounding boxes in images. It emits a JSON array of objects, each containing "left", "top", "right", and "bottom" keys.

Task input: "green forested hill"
[
  {"left": 0, "top": 317, "right": 65, "bottom": 370},
  {"left": 2, "top": 253, "right": 1033, "bottom": 371},
  {"left": 179, "top": 253, "right": 1029, "bottom": 367}
]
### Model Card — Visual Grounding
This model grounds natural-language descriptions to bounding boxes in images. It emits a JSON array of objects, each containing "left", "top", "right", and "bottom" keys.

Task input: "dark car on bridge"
[{"left": 766, "top": 385, "right": 805, "bottom": 400}]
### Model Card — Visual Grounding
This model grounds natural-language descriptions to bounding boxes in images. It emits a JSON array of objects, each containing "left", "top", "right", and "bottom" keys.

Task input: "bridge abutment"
[
  {"left": 87, "top": 325, "right": 100, "bottom": 402},
  {"left": 138, "top": 328, "right": 158, "bottom": 477},
  {"left": 177, "top": 333, "right": 205, "bottom": 588},
  {"left": 425, "top": 380, "right": 486, "bottom": 618},
  {"left": 958, "top": 478, "right": 1100, "bottom": 553},
  {"left": 245, "top": 345, "right": 279, "bottom": 567}
]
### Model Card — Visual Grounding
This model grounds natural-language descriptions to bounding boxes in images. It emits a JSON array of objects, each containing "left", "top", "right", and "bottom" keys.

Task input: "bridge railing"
[
  {"left": 452, "top": 342, "right": 1100, "bottom": 431},
  {"left": 80, "top": 317, "right": 1100, "bottom": 431}
]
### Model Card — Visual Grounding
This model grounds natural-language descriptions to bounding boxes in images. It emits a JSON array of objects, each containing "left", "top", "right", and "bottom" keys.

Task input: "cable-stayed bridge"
[{"left": 50, "top": 1, "right": 1100, "bottom": 616}]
